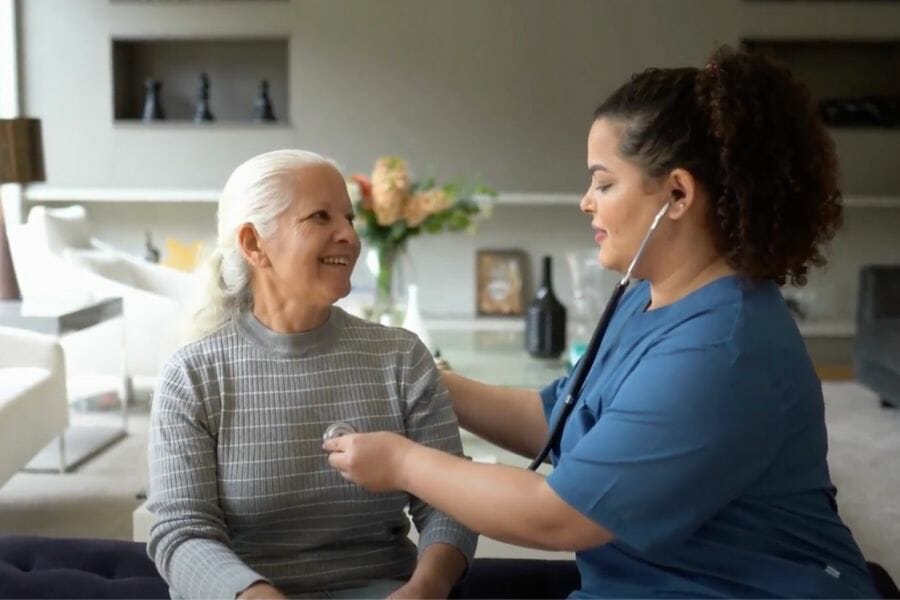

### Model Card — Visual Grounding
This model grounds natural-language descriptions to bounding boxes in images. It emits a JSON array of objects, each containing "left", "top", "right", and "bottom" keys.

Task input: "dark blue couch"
[
  {"left": 0, "top": 535, "right": 896, "bottom": 599},
  {"left": 0, "top": 536, "right": 168, "bottom": 598}
]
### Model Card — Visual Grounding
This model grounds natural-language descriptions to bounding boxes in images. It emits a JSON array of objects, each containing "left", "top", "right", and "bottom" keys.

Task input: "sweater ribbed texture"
[{"left": 147, "top": 307, "right": 476, "bottom": 598}]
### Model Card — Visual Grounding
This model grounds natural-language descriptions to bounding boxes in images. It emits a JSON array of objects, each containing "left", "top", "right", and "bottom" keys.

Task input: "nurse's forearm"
[
  {"left": 397, "top": 443, "right": 613, "bottom": 552},
  {"left": 442, "top": 371, "right": 548, "bottom": 459}
]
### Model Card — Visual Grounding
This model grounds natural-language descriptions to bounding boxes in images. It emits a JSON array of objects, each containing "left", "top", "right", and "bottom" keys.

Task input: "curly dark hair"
[{"left": 594, "top": 45, "right": 842, "bottom": 286}]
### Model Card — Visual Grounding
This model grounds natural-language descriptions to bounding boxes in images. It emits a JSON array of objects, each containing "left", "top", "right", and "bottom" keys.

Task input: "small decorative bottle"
[
  {"left": 525, "top": 255, "right": 567, "bottom": 359},
  {"left": 402, "top": 283, "right": 433, "bottom": 354}
]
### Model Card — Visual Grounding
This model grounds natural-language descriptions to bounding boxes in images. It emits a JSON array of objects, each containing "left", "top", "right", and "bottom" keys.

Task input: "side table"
[{"left": 0, "top": 297, "right": 128, "bottom": 472}]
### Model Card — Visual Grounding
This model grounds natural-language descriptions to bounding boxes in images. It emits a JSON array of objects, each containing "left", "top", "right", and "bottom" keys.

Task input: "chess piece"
[
  {"left": 193, "top": 72, "right": 215, "bottom": 123},
  {"left": 252, "top": 79, "right": 277, "bottom": 122},
  {"left": 144, "top": 231, "right": 160, "bottom": 264},
  {"left": 141, "top": 78, "right": 165, "bottom": 121}
]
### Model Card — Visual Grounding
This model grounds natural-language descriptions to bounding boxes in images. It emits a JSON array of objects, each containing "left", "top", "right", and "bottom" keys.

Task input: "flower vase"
[{"left": 369, "top": 244, "right": 408, "bottom": 326}]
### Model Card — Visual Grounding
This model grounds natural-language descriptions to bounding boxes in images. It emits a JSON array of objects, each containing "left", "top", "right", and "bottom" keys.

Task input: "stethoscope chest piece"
[{"left": 323, "top": 421, "right": 357, "bottom": 442}]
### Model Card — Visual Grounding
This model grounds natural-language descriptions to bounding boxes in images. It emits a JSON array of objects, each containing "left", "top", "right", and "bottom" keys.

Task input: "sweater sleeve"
[
  {"left": 400, "top": 336, "right": 478, "bottom": 566},
  {"left": 147, "top": 357, "right": 270, "bottom": 599}
]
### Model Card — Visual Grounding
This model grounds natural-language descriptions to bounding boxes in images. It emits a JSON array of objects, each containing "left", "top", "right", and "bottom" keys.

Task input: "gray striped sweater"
[{"left": 147, "top": 307, "right": 477, "bottom": 598}]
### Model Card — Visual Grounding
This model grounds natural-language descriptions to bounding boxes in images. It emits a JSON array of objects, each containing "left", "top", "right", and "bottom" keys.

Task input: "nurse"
[{"left": 325, "top": 45, "right": 878, "bottom": 598}]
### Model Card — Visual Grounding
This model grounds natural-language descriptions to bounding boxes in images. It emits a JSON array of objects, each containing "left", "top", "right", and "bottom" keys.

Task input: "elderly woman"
[{"left": 147, "top": 150, "right": 475, "bottom": 599}]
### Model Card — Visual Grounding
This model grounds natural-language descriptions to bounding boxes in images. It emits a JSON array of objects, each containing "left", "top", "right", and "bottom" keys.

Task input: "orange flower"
[
  {"left": 418, "top": 188, "right": 453, "bottom": 215},
  {"left": 350, "top": 174, "right": 373, "bottom": 210},
  {"left": 403, "top": 193, "right": 430, "bottom": 227},
  {"left": 372, "top": 157, "right": 410, "bottom": 226}
]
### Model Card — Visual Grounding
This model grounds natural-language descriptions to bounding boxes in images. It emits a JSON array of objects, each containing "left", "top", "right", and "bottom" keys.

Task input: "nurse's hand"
[{"left": 323, "top": 432, "right": 414, "bottom": 492}]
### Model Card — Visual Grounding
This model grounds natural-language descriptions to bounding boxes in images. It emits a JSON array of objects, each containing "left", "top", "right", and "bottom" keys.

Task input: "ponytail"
[
  {"left": 593, "top": 45, "right": 842, "bottom": 286},
  {"left": 184, "top": 247, "right": 245, "bottom": 342}
]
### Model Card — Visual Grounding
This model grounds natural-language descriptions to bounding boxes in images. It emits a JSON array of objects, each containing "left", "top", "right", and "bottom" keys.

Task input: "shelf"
[
  {"left": 24, "top": 187, "right": 900, "bottom": 209},
  {"left": 488, "top": 192, "right": 578, "bottom": 206},
  {"left": 113, "top": 120, "right": 292, "bottom": 129},
  {"left": 739, "top": 2, "right": 900, "bottom": 40},
  {"left": 112, "top": 37, "right": 289, "bottom": 122},
  {"left": 24, "top": 186, "right": 221, "bottom": 204},
  {"left": 741, "top": 40, "right": 900, "bottom": 101},
  {"left": 22, "top": 188, "right": 583, "bottom": 206},
  {"left": 844, "top": 195, "right": 900, "bottom": 208},
  {"left": 426, "top": 315, "right": 856, "bottom": 339},
  {"left": 425, "top": 316, "right": 526, "bottom": 332}
]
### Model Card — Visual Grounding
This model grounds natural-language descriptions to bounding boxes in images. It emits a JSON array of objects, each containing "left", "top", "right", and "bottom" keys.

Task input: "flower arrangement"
[{"left": 348, "top": 156, "right": 495, "bottom": 322}]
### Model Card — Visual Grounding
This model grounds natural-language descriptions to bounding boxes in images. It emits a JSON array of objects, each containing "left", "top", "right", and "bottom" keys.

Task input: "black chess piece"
[
  {"left": 252, "top": 78, "right": 277, "bottom": 122},
  {"left": 194, "top": 72, "right": 215, "bottom": 123},
  {"left": 141, "top": 78, "right": 165, "bottom": 121},
  {"left": 144, "top": 231, "right": 160, "bottom": 264}
]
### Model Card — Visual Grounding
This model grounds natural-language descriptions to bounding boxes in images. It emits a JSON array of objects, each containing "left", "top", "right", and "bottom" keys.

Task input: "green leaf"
[{"left": 389, "top": 221, "right": 407, "bottom": 242}]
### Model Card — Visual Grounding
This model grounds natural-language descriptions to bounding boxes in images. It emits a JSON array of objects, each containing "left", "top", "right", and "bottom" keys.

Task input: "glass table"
[
  {"left": 431, "top": 328, "right": 568, "bottom": 390},
  {"left": 430, "top": 327, "right": 567, "bottom": 471},
  {"left": 0, "top": 297, "right": 128, "bottom": 472},
  {"left": 418, "top": 326, "right": 574, "bottom": 558}
]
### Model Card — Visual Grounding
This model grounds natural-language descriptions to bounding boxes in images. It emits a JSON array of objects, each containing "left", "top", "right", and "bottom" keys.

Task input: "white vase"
[{"left": 402, "top": 284, "right": 433, "bottom": 353}]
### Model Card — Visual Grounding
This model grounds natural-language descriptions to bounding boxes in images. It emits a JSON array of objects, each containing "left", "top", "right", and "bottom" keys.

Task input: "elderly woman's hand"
[{"left": 323, "top": 432, "right": 414, "bottom": 492}]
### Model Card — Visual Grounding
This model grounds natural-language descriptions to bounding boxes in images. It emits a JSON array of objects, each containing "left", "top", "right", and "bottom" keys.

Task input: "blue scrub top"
[{"left": 541, "top": 276, "right": 877, "bottom": 598}]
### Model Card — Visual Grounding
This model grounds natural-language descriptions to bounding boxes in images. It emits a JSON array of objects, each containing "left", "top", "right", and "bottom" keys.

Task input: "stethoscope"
[
  {"left": 527, "top": 200, "right": 673, "bottom": 470},
  {"left": 323, "top": 201, "right": 674, "bottom": 469}
]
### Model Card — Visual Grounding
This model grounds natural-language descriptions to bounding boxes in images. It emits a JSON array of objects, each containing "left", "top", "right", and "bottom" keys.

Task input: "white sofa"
[
  {"left": 0, "top": 326, "right": 69, "bottom": 487},
  {"left": 8, "top": 205, "right": 194, "bottom": 397}
]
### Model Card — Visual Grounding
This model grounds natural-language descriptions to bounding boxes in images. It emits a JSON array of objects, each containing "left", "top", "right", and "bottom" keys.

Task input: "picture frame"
[{"left": 475, "top": 249, "right": 528, "bottom": 316}]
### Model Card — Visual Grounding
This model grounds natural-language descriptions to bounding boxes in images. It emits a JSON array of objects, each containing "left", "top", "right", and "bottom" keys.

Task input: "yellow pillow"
[{"left": 161, "top": 238, "right": 204, "bottom": 272}]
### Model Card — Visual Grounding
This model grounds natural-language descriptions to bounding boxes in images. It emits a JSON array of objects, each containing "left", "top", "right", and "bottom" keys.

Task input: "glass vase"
[{"left": 368, "top": 243, "right": 409, "bottom": 326}]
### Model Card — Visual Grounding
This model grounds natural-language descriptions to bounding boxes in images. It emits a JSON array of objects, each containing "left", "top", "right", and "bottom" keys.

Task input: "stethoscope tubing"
[{"left": 528, "top": 201, "right": 672, "bottom": 471}]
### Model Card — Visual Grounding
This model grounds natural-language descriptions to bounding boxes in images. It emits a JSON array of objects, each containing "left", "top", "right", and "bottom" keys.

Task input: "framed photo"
[{"left": 476, "top": 249, "right": 528, "bottom": 316}]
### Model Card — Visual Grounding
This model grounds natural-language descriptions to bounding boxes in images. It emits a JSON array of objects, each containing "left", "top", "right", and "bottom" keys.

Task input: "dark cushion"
[
  {"left": 0, "top": 535, "right": 168, "bottom": 599},
  {"left": 450, "top": 558, "right": 579, "bottom": 599},
  {"left": 870, "top": 561, "right": 900, "bottom": 599},
  {"left": 0, "top": 535, "right": 895, "bottom": 599}
]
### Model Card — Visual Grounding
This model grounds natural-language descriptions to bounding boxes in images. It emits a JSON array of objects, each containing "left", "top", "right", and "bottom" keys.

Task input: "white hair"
[{"left": 186, "top": 149, "right": 339, "bottom": 342}]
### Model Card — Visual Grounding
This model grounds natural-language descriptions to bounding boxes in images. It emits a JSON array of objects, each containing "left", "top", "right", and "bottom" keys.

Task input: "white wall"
[{"left": 17, "top": 0, "right": 900, "bottom": 318}]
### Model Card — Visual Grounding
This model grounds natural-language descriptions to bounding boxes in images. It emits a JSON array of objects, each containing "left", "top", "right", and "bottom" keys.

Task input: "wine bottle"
[{"left": 525, "top": 255, "right": 567, "bottom": 359}]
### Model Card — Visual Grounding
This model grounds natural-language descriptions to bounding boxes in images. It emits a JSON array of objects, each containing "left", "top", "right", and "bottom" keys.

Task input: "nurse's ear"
[{"left": 664, "top": 168, "right": 698, "bottom": 221}]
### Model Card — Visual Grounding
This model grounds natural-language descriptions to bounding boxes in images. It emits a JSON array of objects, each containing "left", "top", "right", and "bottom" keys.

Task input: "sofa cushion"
[
  {"left": 0, "top": 368, "right": 50, "bottom": 407},
  {"left": 0, "top": 366, "right": 65, "bottom": 487},
  {"left": 29, "top": 205, "right": 93, "bottom": 253},
  {"left": 63, "top": 248, "right": 139, "bottom": 289}
]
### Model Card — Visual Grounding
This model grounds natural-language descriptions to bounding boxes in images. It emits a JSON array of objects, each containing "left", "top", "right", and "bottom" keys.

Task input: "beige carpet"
[
  {"left": 0, "top": 383, "right": 897, "bottom": 578},
  {"left": 821, "top": 382, "right": 900, "bottom": 576},
  {"left": 0, "top": 409, "right": 149, "bottom": 541}
]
